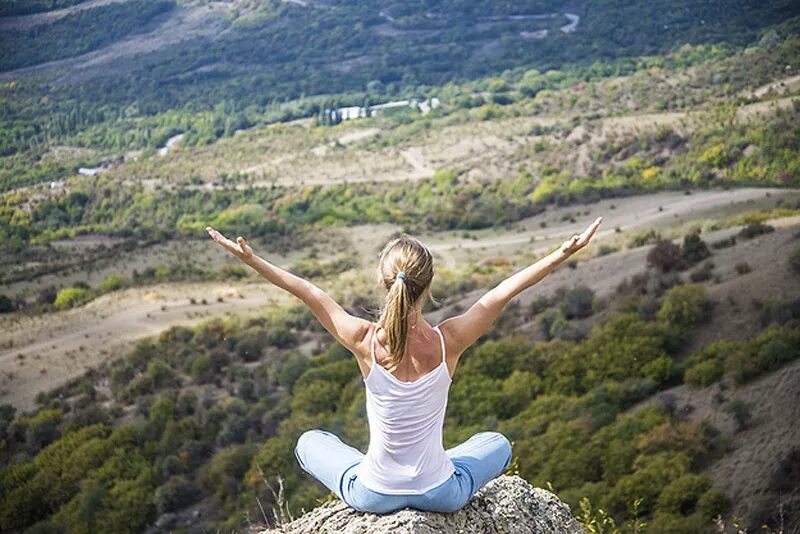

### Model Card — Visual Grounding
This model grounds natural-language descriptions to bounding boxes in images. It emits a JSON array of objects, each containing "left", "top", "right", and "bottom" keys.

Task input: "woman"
[{"left": 206, "top": 216, "right": 602, "bottom": 514}]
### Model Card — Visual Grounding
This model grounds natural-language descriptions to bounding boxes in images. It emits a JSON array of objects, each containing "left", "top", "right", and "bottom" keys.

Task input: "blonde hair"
[{"left": 376, "top": 233, "right": 436, "bottom": 369}]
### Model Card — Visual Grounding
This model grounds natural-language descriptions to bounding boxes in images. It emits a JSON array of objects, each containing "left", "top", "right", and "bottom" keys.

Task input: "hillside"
[{"left": 1, "top": 2, "right": 800, "bottom": 533}]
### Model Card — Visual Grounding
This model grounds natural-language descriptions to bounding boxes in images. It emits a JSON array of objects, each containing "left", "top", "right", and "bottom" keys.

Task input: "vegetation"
[
  {"left": 1, "top": 2, "right": 800, "bottom": 532},
  {"left": 0, "top": 1, "right": 174, "bottom": 71},
  {"left": 1, "top": 259, "right": 797, "bottom": 531}
]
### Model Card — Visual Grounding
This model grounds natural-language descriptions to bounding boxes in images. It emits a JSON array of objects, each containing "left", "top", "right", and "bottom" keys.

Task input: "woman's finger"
[
  {"left": 581, "top": 217, "right": 602, "bottom": 241},
  {"left": 576, "top": 217, "right": 602, "bottom": 246},
  {"left": 207, "top": 227, "right": 238, "bottom": 254}
]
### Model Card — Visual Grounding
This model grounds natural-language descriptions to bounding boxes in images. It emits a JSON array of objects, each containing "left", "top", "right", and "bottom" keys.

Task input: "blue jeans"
[{"left": 294, "top": 429, "right": 512, "bottom": 514}]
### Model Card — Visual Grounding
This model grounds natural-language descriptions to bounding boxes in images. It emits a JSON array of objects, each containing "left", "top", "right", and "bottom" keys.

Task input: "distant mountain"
[{"left": 1, "top": 0, "right": 799, "bottom": 119}]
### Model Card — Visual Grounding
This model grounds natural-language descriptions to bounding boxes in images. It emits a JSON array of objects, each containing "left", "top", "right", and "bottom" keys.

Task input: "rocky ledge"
[{"left": 254, "top": 474, "right": 584, "bottom": 533}]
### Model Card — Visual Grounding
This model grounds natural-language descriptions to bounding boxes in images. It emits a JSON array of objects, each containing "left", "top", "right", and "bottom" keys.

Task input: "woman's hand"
[
  {"left": 559, "top": 216, "right": 603, "bottom": 257},
  {"left": 206, "top": 226, "right": 254, "bottom": 263}
]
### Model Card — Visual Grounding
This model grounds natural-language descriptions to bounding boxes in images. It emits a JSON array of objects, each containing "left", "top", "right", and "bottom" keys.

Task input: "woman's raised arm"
[
  {"left": 206, "top": 227, "right": 371, "bottom": 353},
  {"left": 439, "top": 216, "right": 602, "bottom": 358}
]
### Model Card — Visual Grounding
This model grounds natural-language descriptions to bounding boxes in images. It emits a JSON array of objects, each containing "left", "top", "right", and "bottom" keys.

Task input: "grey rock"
[{"left": 256, "top": 475, "right": 584, "bottom": 533}]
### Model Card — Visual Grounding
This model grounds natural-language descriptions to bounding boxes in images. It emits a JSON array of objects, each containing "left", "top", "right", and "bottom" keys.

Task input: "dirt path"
[
  {"left": 425, "top": 187, "right": 799, "bottom": 260},
  {"left": 751, "top": 73, "right": 800, "bottom": 98},
  {"left": 400, "top": 146, "right": 435, "bottom": 178}
]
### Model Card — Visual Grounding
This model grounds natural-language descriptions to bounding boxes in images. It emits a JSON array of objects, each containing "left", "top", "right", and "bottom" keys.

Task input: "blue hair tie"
[{"left": 396, "top": 271, "right": 407, "bottom": 281}]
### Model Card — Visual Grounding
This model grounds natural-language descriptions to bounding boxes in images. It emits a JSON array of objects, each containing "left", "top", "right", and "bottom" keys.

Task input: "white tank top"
[{"left": 355, "top": 324, "right": 455, "bottom": 494}]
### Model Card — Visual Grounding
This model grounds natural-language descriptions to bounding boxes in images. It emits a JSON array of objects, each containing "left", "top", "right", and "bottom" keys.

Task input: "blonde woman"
[{"left": 206, "top": 216, "right": 602, "bottom": 514}]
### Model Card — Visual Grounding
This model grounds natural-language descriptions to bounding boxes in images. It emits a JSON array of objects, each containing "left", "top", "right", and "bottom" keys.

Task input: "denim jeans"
[{"left": 294, "top": 429, "right": 512, "bottom": 514}]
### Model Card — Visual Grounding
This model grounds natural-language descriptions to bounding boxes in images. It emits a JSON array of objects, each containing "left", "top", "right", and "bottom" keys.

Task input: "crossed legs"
[{"left": 294, "top": 429, "right": 512, "bottom": 514}]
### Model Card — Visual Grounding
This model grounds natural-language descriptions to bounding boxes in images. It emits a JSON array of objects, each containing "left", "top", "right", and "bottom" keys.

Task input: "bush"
[
  {"left": 629, "top": 229, "right": 661, "bottom": 248},
  {"left": 596, "top": 244, "right": 618, "bottom": 256},
  {"left": 53, "top": 287, "right": 92, "bottom": 310},
  {"left": 656, "top": 474, "right": 711, "bottom": 515},
  {"left": 641, "top": 356, "right": 674, "bottom": 385},
  {"left": 689, "top": 262, "right": 714, "bottom": 282},
  {"left": 154, "top": 475, "right": 198, "bottom": 515},
  {"left": 24, "top": 408, "right": 63, "bottom": 452},
  {"left": 146, "top": 358, "right": 177, "bottom": 389},
  {"left": 236, "top": 331, "right": 267, "bottom": 362},
  {"left": 684, "top": 359, "right": 724, "bottom": 387},
  {"left": 682, "top": 232, "right": 711, "bottom": 265},
  {"left": 710, "top": 236, "right": 736, "bottom": 249},
  {"left": 267, "top": 325, "right": 297, "bottom": 348},
  {"left": 790, "top": 248, "right": 800, "bottom": 274},
  {"left": 99, "top": 274, "right": 126, "bottom": 292},
  {"left": 696, "top": 488, "right": 730, "bottom": 518},
  {"left": 549, "top": 314, "right": 583, "bottom": 341},
  {"left": 656, "top": 284, "right": 711, "bottom": 328},
  {"left": 0, "top": 294, "right": 13, "bottom": 313},
  {"left": 561, "top": 285, "right": 595, "bottom": 319},
  {"left": 198, "top": 444, "right": 258, "bottom": 500},
  {"left": 738, "top": 222, "right": 774, "bottom": 239},
  {"left": 647, "top": 240, "right": 686, "bottom": 273},
  {"left": 726, "top": 326, "right": 800, "bottom": 385},
  {"left": 190, "top": 355, "right": 215, "bottom": 384}
]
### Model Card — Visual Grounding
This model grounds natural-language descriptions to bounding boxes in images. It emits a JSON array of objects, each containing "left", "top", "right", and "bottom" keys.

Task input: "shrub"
[
  {"left": 0, "top": 294, "right": 13, "bottom": 313},
  {"left": 549, "top": 314, "right": 583, "bottom": 341},
  {"left": 190, "top": 355, "right": 215, "bottom": 384},
  {"left": 629, "top": 229, "right": 661, "bottom": 248},
  {"left": 289, "top": 380, "right": 343, "bottom": 415},
  {"left": 236, "top": 331, "right": 267, "bottom": 362},
  {"left": 53, "top": 287, "right": 92, "bottom": 310},
  {"left": 726, "top": 326, "right": 800, "bottom": 385},
  {"left": 647, "top": 240, "right": 686, "bottom": 273},
  {"left": 146, "top": 358, "right": 177, "bottom": 389},
  {"left": 790, "top": 248, "right": 800, "bottom": 274},
  {"left": 198, "top": 444, "right": 258, "bottom": 500},
  {"left": 561, "top": 285, "right": 595, "bottom": 319},
  {"left": 110, "top": 362, "right": 135, "bottom": 390},
  {"left": 596, "top": 245, "right": 618, "bottom": 257},
  {"left": 684, "top": 359, "right": 724, "bottom": 387},
  {"left": 154, "top": 475, "right": 198, "bottom": 515},
  {"left": 710, "top": 236, "right": 736, "bottom": 249},
  {"left": 536, "top": 308, "right": 562, "bottom": 340},
  {"left": 738, "top": 221, "right": 774, "bottom": 239},
  {"left": 605, "top": 452, "right": 691, "bottom": 516},
  {"left": 656, "top": 474, "right": 711, "bottom": 516},
  {"left": 696, "top": 488, "right": 730, "bottom": 518},
  {"left": 267, "top": 325, "right": 297, "bottom": 348},
  {"left": 99, "top": 274, "right": 126, "bottom": 292},
  {"left": 641, "top": 356, "right": 674, "bottom": 385},
  {"left": 689, "top": 262, "right": 714, "bottom": 282},
  {"left": 656, "top": 284, "right": 711, "bottom": 328},
  {"left": 24, "top": 408, "right": 63, "bottom": 452},
  {"left": 682, "top": 232, "right": 711, "bottom": 265}
]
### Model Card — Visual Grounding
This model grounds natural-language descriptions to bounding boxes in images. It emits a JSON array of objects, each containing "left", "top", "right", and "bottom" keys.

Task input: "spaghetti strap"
[
  {"left": 434, "top": 325, "right": 446, "bottom": 364},
  {"left": 370, "top": 327, "right": 377, "bottom": 364}
]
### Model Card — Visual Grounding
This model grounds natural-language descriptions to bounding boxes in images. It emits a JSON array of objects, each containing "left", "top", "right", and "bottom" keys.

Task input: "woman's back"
[
  {"left": 370, "top": 322, "right": 453, "bottom": 381},
  {"left": 354, "top": 324, "right": 455, "bottom": 494}
]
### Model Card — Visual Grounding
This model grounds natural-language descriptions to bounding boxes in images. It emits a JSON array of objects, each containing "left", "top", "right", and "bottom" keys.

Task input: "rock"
[{"left": 254, "top": 475, "right": 584, "bottom": 533}]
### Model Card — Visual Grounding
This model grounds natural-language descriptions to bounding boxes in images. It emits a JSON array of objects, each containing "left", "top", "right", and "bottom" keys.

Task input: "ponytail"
[
  {"left": 380, "top": 275, "right": 412, "bottom": 369},
  {"left": 376, "top": 234, "right": 435, "bottom": 368}
]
